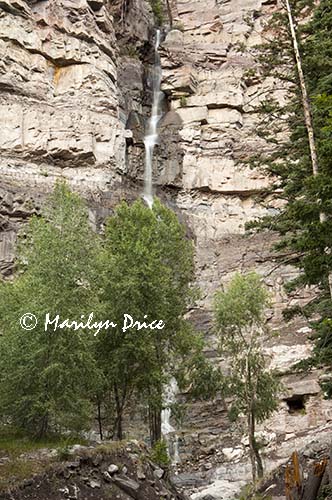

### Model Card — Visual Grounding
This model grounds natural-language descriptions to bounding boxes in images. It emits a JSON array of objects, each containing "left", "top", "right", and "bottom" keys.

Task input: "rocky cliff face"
[
  {"left": 155, "top": 0, "right": 332, "bottom": 496},
  {"left": 0, "top": 0, "right": 331, "bottom": 498},
  {"left": 0, "top": 0, "right": 152, "bottom": 274}
]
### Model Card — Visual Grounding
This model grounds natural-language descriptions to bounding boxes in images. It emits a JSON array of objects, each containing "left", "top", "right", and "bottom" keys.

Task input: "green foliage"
[
  {"left": 56, "top": 442, "right": 71, "bottom": 461},
  {"left": 0, "top": 426, "right": 85, "bottom": 456},
  {"left": 236, "top": 482, "right": 272, "bottom": 500},
  {"left": 0, "top": 426, "right": 86, "bottom": 490},
  {"left": 0, "top": 184, "right": 199, "bottom": 444},
  {"left": 233, "top": 41, "right": 247, "bottom": 53},
  {"left": 214, "top": 273, "right": 278, "bottom": 424},
  {"left": 185, "top": 349, "right": 224, "bottom": 401},
  {"left": 173, "top": 22, "right": 185, "bottom": 32},
  {"left": 39, "top": 168, "right": 49, "bottom": 177},
  {"left": 214, "top": 272, "right": 270, "bottom": 336},
  {"left": 121, "top": 44, "right": 140, "bottom": 58},
  {"left": 150, "top": 439, "right": 170, "bottom": 467},
  {"left": 214, "top": 272, "right": 279, "bottom": 480},
  {"left": 0, "top": 182, "right": 101, "bottom": 437},
  {"left": 149, "top": 0, "right": 163, "bottom": 25},
  {"left": 246, "top": 0, "right": 332, "bottom": 368},
  {"left": 180, "top": 95, "right": 187, "bottom": 107},
  {"left": 95, "top": 198, "right": 196, "bottom": 441},
  {"left": 318, "top": 484, "right": 332, "bottom": 500}
]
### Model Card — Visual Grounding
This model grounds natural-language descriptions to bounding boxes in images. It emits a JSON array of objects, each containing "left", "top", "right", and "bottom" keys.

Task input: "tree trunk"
[
  {"left": 248, "top": 410, "right": 257, "bottom": 483},
  {"left": 37, "top": 413, "right": 49, "bottom": 439},
  {"left": 116, "top": 413, "right": 123, "bottom": 440},
  {"left": 253, "top": 428, "right": 264, "bottom": 479},
  {"left": 327, "top": 449, "right": 332, "bottom": 485},
  {"left": 96, "top": 399, "right": 103, "bottom": 441},
  {"left": 114, "top": 384, "right": 125, "bottom": 441},
  {"left": 149, "top": 405, "right": 162, "bottom": 446},
  {"left": 285, "top": 0, "right": 332, "bottom": 299},
  {"left": 165, "top": 0, "right": 173, "bottom": 26},
  {"left": 284, "top": 0, "right": 318, "bottom": 176}
]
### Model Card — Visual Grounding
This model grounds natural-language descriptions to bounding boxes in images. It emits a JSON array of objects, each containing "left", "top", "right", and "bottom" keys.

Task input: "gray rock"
[
  {"left": 88, "top": 480, "right": 101, "bottom": 489},
  {"left": 112, "top": 475, "right": 140, "bottom": 497},
  {"left": 103, "top": 471, "right": 112, "bottom": 482},
  {"left": 154, "top": 467, "right": 165, "bottom": 479},
  {"left": 172, "top": 472, "right": 206, "bottom": 488},
  {"left": 1, "top": 0, "right": 332, "bottom": 487},
  {"left": 137, "top": 468, "right": 146, "bottom": 480},
  {"left": 108, "top": 463, "right": 119, "bottom": 474},
  {"left": 66, "top": 460, "right": 80, "bottom": 469}
]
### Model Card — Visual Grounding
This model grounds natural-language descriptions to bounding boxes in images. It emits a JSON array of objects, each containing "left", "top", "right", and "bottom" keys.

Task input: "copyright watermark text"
[
  {"left": 19, "top": 312, "right": 165, "bottom": 336},
  {"left": 20, "top": 313, "right": 38, "bottom": 330}
]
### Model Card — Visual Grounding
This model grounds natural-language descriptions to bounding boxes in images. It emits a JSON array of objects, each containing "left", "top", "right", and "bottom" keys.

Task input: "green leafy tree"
[
  {"left": 246, "top": 0, "right": 332, "bottom": 369},
  {"left": 150, "top": 439, "right": 171, "bottom": 467},
  {"left": 175, "top": 330, "right": 224, "bottom": 402},
  {"left": 214, "top": 272, "right": 279, "bottom": 482},
  {"left": 0, "top": 182, "right": 101, "bottom": 437},
  {"left": 96, "top": 198, "right": 196, "bottom": 444}
]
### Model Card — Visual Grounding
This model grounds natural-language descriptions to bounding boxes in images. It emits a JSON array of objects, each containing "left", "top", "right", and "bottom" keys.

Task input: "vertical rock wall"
[
  {"left": 153, "top": 0, "right": 332, "bottom": 493},
  {"left": 0, "top": 0, "right": 153, "bottom": 272}
]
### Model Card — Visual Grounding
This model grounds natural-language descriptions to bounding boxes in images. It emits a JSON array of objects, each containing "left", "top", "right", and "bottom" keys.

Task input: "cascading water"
[
  {"left": 161, "top": 378, "right": 180, "bottom": 465},
  {"left": 143, "top": 29, "right": 180, "bottom": 465},
  {"left": 143, "top": 29, "right": 163, "bottom": 208}
]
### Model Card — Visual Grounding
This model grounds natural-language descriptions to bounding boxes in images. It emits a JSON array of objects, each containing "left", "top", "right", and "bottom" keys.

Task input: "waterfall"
[
  {"left": 142, "top": 28, "right": 180, "bottom": 464},
  {"left": 143, "top": 30, "right": 180, "bottom": 463},
  {"left": 143, "top": 29, "right": 163, "bottom": 208},
  {"left": 161, "top": 378, "right": 181, "bottom": 464}
]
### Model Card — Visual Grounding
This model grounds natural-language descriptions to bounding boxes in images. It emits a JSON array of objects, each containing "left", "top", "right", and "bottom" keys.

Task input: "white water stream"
[
  {"left": 143, "top": 29, "right": 180, "bottom": 465},
  {"left": 143, "top": 29, "right": 163, "bottom": 208},
  {"left": 161, "top": 378, "right": 180, "bottom": 464}
]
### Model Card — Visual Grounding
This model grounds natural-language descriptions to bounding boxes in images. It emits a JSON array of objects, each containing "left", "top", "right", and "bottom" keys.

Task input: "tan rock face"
[
  {"left": 0, "top": 0, "right": 153, "bottom": 271},
  {"left": 156, "top": 0, "right": 332, "bottom": 491},
  {"left": 0, "top": 0, "right": 124, "bottom": 171}
]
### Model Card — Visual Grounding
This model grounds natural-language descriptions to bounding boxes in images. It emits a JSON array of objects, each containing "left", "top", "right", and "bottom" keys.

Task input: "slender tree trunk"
[
  {"left": 114, "top": 384, "right": 124, "bottom": 440},
  {"left": 116, "top": 413, "right": 123, "bottom": 440},
  {"left": 97, "top": 399, "right": 103, "bottom": 441},
  {"left": 250, "top": 405, "right": 263, "bottom": 478},
  {"left": 284, "top": 0, "right": 318, "bottom": 176},
  {"left": 165, "top": 0, "right": 173, "bottom": 26},
  {"left": 37, "top": 413, "right": 49, "bottom": 439},
  {"left": 246, "top": 353, "right": 259, "bottom": 483},
  {"left": 252, "top": 421, "right": 264, "bottom": 479},
  {"left": 149, "top": 405, "right": 162, "bottom": 446},
  {"left": 285, "top": 0, "right": 332, "bottom": 299},
  {"left": 248, "top": 409, "right": 257, "bottom": 483},
  {"left": 113, "top": 409, "right": 123, "bottom": 440}
]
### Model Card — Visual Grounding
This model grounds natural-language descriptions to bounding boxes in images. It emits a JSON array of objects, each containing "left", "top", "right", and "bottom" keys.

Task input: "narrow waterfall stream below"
[
  {"left": 161, "top": 378, "right": 180, "bottom": 465},
  {"left": 143, "top": 30, "right": 181, "bottom": 465},
  {"left": 143, "top": 29, "right": 163, "bottom": 208}
]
